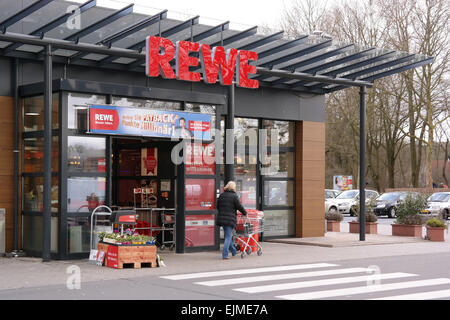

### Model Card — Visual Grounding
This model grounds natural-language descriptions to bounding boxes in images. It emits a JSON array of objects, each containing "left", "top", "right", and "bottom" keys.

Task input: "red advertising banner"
[
  {"left": 185, "top": 179, "right": 215, "bottom": 211},
  {"left": 185, "top": 215, "right": 215, "bottom": 247},
  {"left": 185, "top": 143, "right": 215, "bottom": 176},
  {"left": 105, "top": 245, "right": 119, "bottom": 269},
  {"left": 141, "top": 147, "right": 158, "bottom": 176}
]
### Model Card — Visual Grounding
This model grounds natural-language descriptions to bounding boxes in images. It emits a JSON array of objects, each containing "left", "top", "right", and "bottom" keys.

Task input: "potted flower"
[
  {"left": 425, "top": 218, "right": 447, "bottom": 241},
  {"left": 348, "top": 199, "right": 378, "bottom": 234},
  {"left": 325, "top": 212, "right": 343, "bottom": 232},
  {"left": 392, "top": 194, "right": 427, "bottom": 237}
]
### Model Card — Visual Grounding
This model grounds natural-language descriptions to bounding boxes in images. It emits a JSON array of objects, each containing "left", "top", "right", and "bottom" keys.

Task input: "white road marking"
[
  {"left": 160, "top": 263, "right": 338, "bottom": 280},
  {"left": 195, "top": 267, "right": 370, "bottom": 287},
  {"left": 235, "top": 272, "right": 416, "bottom": 293},
  {"left": 371, "top": 289, "right": 450, "bottom": 300},
  {"left": 276, "top": 278, "right": 450, "bottom": 300}
]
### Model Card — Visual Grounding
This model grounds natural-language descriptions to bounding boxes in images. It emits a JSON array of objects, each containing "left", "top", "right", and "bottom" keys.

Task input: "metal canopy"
[{"left": 0, "top": 0, "right": 433, "bottom": 94}]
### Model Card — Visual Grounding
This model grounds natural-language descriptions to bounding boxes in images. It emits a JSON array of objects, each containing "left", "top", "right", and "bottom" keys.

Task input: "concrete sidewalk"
[{"left": 2, "top": 228, "right": 450, "bottom": 292}]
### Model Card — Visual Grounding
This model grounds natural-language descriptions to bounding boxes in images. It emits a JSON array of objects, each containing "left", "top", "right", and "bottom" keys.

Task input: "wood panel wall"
[
  {"left": 0, "top": 96, "right": 18, "bottom": 252},
  {"left": 295, "top": 121, "right": 325, "bottom": 237}
]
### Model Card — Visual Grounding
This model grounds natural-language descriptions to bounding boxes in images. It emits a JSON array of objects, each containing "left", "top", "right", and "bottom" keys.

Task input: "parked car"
[
  {"left": 422, "top": 192, "right": 450, "bottom": 219},
  {"left": 324, "top": 189, "right": 341, "bottom": 214},
  {"left": 325, "top": 189, "right": 341, "bottom": 199},
  {"left": 326, "top": 189, "right": 379, "bottom": 216},
  {"left": 373, "top": 192, "right": 419, "bottom": 218}
]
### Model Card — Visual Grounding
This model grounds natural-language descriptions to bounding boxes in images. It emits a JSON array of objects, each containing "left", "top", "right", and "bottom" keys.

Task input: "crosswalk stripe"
[
  {"left": 160, "top": 263, "right": 338, "bottom": 280},
  {"left": 371, "top": 289, "right": 450, "bottom": 300},
  {"left": 276, "top": 278, "right": 450, "bottom": 300},
  {"left": 234, "top": 272, "right": 416, "bottom": 293},
  {"left": 195, "top": 267, "right": 370, "bottom": 287}
]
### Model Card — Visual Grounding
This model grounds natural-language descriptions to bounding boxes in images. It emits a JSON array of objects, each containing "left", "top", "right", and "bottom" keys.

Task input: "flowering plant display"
[{"left": 97, "top": 231, "right": 155, "bottom": 245}]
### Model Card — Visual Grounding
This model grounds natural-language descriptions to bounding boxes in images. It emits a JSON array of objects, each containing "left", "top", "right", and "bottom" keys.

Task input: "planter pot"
[
  {"left": 327, "top": 220, "right": 341, "bottom": 232},
  {"left": 391, "top": 224, "right": 423, "bottom": 237},
  {"left": 348, "top": 221, "right": 378, "bottom": 234},
  {"left": 426, "top": 227, "right": 445, "bottom": 241}
]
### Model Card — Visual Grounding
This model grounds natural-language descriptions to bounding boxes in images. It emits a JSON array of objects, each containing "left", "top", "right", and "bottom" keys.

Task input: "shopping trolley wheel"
[
  {"left": 241, "top": 252, "right": 246, "bottom": 259},
  {"left": 246, "top": 247, "right": 252, "bottom": 255},
  {"left": 169, "top": 244, "right": 175, "bottom": 251},
  {"left": 257, "top": 249, "right": 262, "bottom": 256},
  {"left": 160, "top": 245, "right": 165, "bottom": 251}
]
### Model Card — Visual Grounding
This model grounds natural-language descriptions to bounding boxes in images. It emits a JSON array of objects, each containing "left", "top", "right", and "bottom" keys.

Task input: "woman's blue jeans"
[{"left": 222, "top": 225, "right": 237, "bottom": 258}]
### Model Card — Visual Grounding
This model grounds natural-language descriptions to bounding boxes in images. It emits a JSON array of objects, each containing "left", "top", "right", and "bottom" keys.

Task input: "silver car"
[
  {"left": 423, "top": 192, "right": 450, "bottom": 219},
  {"left": 326, "top": 189, "right": 380, "bottom": 216}
]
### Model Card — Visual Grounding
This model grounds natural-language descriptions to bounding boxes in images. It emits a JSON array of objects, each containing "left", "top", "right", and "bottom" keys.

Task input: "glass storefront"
[{"left": 20, "top": 88, "right": 297, "bottom": 258}]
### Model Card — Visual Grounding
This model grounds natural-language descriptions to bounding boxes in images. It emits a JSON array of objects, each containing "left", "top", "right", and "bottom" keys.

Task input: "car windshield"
[
  {"left": 378, "top": 193, "right": 400, "bottom": 201},
  {"left": 428, "top": 193, "right": 450, "bottom": 202},
  {"left": 336, "top": 190, "right": 359, "bottom": 199}
]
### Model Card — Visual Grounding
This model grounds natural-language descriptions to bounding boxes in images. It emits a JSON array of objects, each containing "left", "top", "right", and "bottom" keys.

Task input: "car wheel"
[
  {"left": 443, "top": 210, "right": 449, "bottom": 220},
  {"left": 388, "top": 207, "right": 396, "bottom": 219},
  {"left": 349, "top": 207, "right": 356, "bottom": 217},
  {"left": 329, "top": 207, "right": 337, "bottom": 214}
]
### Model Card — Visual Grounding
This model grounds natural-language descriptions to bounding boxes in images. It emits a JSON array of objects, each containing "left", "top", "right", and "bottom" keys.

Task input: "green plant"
[
  {"left": 354, "top": 199, "right": 378, "bottom": 223},
  {"left": 395, "top": 194, "right": 427, "bottom": 225},
  {"left": 325, "top": 212, "right": 344, "bottom": 221},
  {"left": 426, "top": 218, "right": 448, "bottom": 229}
]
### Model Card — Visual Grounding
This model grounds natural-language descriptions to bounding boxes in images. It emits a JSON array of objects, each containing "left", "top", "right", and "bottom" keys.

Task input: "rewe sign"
[{"left": 145, "top": 36, "right": 259, "bottom": 89}]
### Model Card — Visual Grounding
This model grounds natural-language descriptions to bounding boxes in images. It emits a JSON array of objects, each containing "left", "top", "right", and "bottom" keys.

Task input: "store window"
[
  {"left": 263, "top": 180, "right": 295, "bottom": 206},
  {"left": 67, "top": 177, "right": 106, "bottom": 213},
  {"left": 23, "top": 94, "right": 59, "bottom": 132},
  {"left": 23, "top": 136, "right": 59, "bottom": 172},
  {"left": 23, "top": 215, "right": 58, "bottom": 253},
  {"left": 234, "top": 118, "right": 258, "bottom": 146},
  {"left": 263, "top": 120, "right": 295, "bottom": 147},
  {"left": 68, "top": 93, "right": 106, "bottom": 130},
  {"left": 23, "top": 176, "right": 58, "bottom": 212},
  {"left": 68, "top": 136, "right": 106, "bottom": 173},
  {"left": 67, "top": 216, "right": 92, "bottom": 253},
  {"left": 261, "top": 152, "right": 295, "bottom": 177},
  {"left": 262, "top": 209, "right": 295, "bottom": 237}
]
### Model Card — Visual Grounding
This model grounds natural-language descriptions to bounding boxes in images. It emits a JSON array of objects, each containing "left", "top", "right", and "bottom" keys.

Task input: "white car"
[
  {"left": 423, "top": 192, "right": 450, "bottom": 219},
  {"left": 324, "top": 189, "right": 341, "bottom": 214},
  {"left": 326, "top": 189, "right": 379, "bottom": 216}
]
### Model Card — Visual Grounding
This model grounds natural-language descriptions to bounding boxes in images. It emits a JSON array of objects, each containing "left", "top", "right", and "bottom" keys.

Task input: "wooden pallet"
[{"left": 97, "top": 242, "right": 158, "bottom": 269}]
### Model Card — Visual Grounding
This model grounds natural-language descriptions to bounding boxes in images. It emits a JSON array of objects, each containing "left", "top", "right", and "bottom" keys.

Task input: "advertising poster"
[
  {"left": 185, "top": 179, "right": 215, "bottom": 211},
  {"left": 89, "top": 105, "right": 212, "bottom": 140},
  {"left": 185, "top": 143, "right": 215, "bottom": 176},
  {"left": 141, "top": 147, "right": 157, "bottom": 176},
  {"left": 333, "top": 175, "right": 353, "bottom": 191},
  {"left": 185, "top": 215, "right": 215, "bottom": 247}
]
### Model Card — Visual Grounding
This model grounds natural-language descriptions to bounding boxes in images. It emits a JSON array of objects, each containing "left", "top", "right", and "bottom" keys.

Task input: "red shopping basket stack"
[
  {"left": 135, "top": 220, "right": 160, "bottom": 237},
  {"left": 236, "top": 209, "right": 264, "bottom": 252}
]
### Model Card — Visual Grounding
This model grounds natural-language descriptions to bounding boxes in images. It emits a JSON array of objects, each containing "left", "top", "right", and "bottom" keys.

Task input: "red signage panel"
[
  {"left": 185, "top": 178, "right": 215, "bottom": 211},
  {"left": 185, "top": 143, "right": 215, "bottom": 176},
  {"left": 185, "top": 214, "right": 215, "bottom": 247}
]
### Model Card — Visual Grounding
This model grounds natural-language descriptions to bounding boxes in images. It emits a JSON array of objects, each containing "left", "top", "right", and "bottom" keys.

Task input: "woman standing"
[{"left": 216, "top": 181, "right": 247, "bottom": 259}]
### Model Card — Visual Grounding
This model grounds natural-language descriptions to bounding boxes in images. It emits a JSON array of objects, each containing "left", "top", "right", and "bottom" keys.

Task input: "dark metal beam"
[
  {"left": 257, "top": 39, "right": 332, "bottom": 70},
  {"left": 102, "top": 15, "right": 200, "bottom": 66},
  {"left": 0, "top": 31, "right": 145, "bottom": 59},
  {"left": 68, "top": 9, "right": 167, "bottom": 62},
  {"left": 0, "top": 0, "right": 54, "bottom": 31},
  {"left": 306, "top": 50, "right": 397, "bottom": 90},
  {"left": 237, "top": 31, "right": 284, "bottom": 51},
  {"left": 325, "top": 56, "right": 435, "bottom": 93},
  {"left": 290, "top": 47, "right": 376, "bottom": 88},
  {"left": 258, "top": 35, "right": 309, "bottom": 59},
  {"left": 12, "top": 58, "right": 19, "bottom": 253},
  {"left": 64, "top": 3, "right": 134, "bottom": 42},
  {"left": 42, "top": 44, "right": 53, "bottom": 262},
  {"left": 209, "top": 26, "right": 258, "bottom": 48},
  {"left": 256, "top": 66, "right": 373, "bottom": 88},
  {"left": 268, "top": 44, "right": 354, "bottom": 86},
  {"left": 359, "top": 85, "right": 367, "bottom": 241},
  {"left": 2, "top": 0, "right": 97, "bottom": 55},
  {"left": 186, "top": 21, "right": 229, "bottom": 42}
]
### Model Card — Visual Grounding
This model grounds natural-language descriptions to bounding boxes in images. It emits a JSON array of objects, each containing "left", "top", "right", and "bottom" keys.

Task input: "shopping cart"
[{"left": 234, "top": 210, "right": 264, "bottom": 259}]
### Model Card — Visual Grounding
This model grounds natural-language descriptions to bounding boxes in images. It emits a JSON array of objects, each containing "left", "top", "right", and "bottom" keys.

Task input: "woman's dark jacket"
[{"left": 216, "top": 190, "right": 247, "bottom": 229}]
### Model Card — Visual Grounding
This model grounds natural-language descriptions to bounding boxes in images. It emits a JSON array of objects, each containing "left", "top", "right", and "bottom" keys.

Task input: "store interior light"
[{"left": 25, "top": 112, "right": 40, "bottom": 116}]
